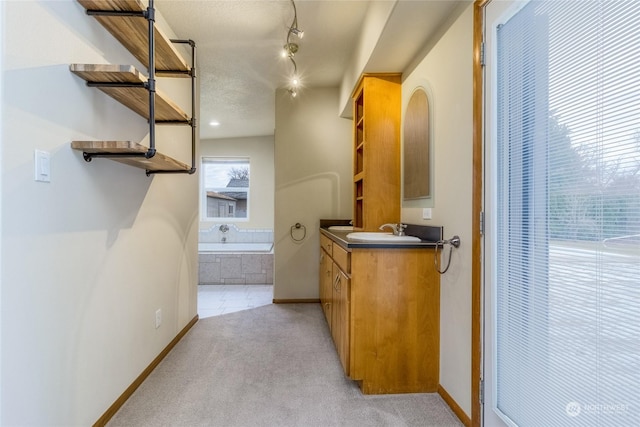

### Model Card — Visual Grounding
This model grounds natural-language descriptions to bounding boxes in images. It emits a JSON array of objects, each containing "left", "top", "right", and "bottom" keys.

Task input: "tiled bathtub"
[
  {"left": 198, "top": 234, "right": 274, "bottom": 285},
  {"left": 198, "top": 224, "right": 273, "bottom": 285}
]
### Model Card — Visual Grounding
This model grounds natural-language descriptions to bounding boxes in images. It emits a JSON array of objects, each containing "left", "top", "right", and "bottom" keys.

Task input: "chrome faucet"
[
  {"left": 379, "top": 223, "right": 408, "bottom": 236},
  {"left": 219, "top": 224, "right": 229, "bottom": 233}
]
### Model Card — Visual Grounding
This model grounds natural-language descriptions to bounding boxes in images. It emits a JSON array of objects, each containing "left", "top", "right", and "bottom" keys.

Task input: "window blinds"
[{"left": 495, "top": 1, "right": 640, "bottom": 425}]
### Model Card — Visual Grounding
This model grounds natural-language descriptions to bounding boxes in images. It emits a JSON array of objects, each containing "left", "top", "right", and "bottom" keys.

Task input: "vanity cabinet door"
[
  {"left": 319, "top": 232, "right": 352, "bottom": 378},
  {"left": 331, "top": 264, "right": 351, "bottom": 376},
  {"left": 319, "top": 248, "right": 333, "bottom": 326},
  {"left": 350, "top": 248, "right": 440, "bottom": 394}
]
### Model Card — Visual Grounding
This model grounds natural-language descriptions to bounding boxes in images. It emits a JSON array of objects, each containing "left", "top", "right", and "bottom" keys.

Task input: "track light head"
[{"left": 283, "top": 43, "right": 299, "bottom": 57}]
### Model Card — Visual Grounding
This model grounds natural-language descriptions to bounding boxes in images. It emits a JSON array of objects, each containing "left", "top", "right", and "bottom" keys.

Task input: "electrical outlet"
[
  {"left": 155, "top": 309, "right": 162, "bottom": 329},
  {"left": 422, "top": 208, "right": 432, "bottom": 220}
]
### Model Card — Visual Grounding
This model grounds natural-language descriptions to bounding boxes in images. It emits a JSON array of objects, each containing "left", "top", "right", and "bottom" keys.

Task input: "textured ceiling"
[{"left": 156, "top": 0, "right": 465, "bottom": 140}]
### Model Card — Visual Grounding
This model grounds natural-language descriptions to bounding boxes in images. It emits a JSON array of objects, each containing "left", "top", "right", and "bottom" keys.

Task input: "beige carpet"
[{"left": 108, "top": 303, "right": 463, "bottom": 426}]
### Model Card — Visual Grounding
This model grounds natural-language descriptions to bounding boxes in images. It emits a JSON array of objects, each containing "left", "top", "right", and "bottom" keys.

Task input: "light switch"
[
  {"left": 34, "top": 149, "right": 51, "bottom": 183},
  {"left": 422, "top": 208, "right": 432, "bottom": 220}
]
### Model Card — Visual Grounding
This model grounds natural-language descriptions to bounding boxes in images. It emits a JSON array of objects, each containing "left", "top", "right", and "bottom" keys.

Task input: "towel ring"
[
  {"left": 434, "top": 235, "right": 460, "bottom": 274},
  {"left": 290, "top": 222, "right": 306, "bottom": 242}
]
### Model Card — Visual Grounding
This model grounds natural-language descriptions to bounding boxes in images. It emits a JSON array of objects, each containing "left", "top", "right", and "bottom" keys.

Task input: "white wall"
[
  {"left": 274, "top": 88, "right": 352, "bottom": 300},
  {"left": 401, "top": 4, "right": 474, "bottom": 417},
  {"left": 339, "top": 0, "right": 397, "bottom": 117},
  {"left": 199, "top": 135, "right": 274, "bottom": 231},
  {"left": 1, "top": 1, "right": 198, "bottom": 424}
]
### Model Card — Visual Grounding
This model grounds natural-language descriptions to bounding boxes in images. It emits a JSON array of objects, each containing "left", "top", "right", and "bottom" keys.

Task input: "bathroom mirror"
[{"left": 403, "top": 87, "right": 431, "bottom": 201}]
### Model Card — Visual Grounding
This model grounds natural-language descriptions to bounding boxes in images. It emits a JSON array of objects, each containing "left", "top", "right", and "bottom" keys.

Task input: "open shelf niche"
[
  {"left": 71, "top": 0, "right": 197, "bottom": 175},
  {"left": 351, "top": 73, "right": 401, "bottom": 230}
]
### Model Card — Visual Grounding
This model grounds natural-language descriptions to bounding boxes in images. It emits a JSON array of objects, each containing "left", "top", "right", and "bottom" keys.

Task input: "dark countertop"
[{"left": 320, "top": 224, "right": 442, "bottom": 250}]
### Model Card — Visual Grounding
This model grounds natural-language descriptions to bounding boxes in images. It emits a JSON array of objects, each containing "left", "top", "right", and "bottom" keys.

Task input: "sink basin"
[
  {"left": 346, "top": 232, "right": 421, "bottom": 242},
  {"left": 328, "top": 225, "right": 354, "bottom": 232}
]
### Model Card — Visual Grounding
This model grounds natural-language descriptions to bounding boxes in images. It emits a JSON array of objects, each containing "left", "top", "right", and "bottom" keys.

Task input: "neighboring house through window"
[{"left": 201, "top": 157, "right": 250, "bottom": 220}]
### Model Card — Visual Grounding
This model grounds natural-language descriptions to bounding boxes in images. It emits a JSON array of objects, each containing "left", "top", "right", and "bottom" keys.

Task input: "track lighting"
[{"left": 281, "top": 0, "right": 303, "bottom": 98}]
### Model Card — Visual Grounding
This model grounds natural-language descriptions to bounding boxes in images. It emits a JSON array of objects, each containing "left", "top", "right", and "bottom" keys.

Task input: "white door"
[
  {"left": 483, "top": 2, "right": 525, "bottom": 425},
  {"left": 483, "top": 0, "right": 640, "bottom": 426}
]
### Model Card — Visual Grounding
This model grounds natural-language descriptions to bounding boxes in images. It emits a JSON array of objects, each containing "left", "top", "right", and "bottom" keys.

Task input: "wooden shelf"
[
  {"left": 77, "top": 0, "right": 189, "bottom": 74},
  {"left": 71, "top": 141, "right": 191, "bottom": 172},
  {"left": 351, "top": 74, "right": 401, "bottom": 230},
  {"left": 70, "top": 64, "right": 189, "bottom": 122},
  {"left": 72, "top": 1, "right": 195, "bottom": 175}
]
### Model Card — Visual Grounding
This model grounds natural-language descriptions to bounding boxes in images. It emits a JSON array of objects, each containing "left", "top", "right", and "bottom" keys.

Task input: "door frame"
[{"left": 471, "top": 1, "right": 489, "bottom": 426}]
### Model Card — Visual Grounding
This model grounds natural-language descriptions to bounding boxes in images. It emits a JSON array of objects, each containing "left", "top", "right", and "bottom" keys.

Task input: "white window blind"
[{"left": 495, "top": 1, "right": 640, "bottom": 425}]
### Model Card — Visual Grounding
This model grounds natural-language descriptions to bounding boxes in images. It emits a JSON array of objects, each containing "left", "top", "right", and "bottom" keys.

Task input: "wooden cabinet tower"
[{"left": 352, "top": 73, "right": 402, "bottom": 230}]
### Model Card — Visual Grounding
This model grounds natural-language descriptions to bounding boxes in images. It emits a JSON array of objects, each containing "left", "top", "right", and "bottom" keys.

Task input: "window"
[
  {"left": 201, "top": 157, "right": 250, "bottom": 220},
  {"left": 490, "top": 1, "right": 640, "bottom": 425}
]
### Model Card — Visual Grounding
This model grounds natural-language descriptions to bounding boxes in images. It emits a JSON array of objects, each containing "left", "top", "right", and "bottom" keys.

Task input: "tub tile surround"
[
  {"left": 199, "top": 224, "right": 274, "bottom": 285},
  {"left": 199, "top": 223, "right": 273, "bottom": 244},
  {"left": 199, "top": 253, "right": 273, "bottom": 285}
]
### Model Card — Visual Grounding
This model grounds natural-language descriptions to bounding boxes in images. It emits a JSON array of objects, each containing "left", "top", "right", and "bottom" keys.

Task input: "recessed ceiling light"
[{"left": 209, "top": 121, "right": 220, "bottom": 127}]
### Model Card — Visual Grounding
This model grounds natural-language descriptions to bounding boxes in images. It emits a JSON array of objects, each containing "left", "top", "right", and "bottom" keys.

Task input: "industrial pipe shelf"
[
  {"left": 70, "top": 141, "right": 191, "bottom": 173},
  {"left": 78, "top": 0, "right": 190, "bottom": 75},
  {"left": 70, "top": 64, "right": 190, "bottom": 123},
  {"left": 71, "top": 0, "right": 197, "bottom": 175}
]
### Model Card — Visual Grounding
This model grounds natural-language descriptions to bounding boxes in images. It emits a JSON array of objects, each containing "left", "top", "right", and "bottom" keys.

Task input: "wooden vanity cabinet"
[
  {"left": 319, "top": 231, "right": 440, "bottom": 394},
  {"left": 319, "top": 234, "right": 351, "bottom": 376},
  {"left": 352, "top": 73, "right": 402, "bottom": 231},
  {"left": 349, "top": 248, "right": 440, "bottom": 394}
]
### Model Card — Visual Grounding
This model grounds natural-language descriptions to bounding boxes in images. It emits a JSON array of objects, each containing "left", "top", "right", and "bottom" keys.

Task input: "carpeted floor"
[{"left": 108, "top": 304, "right": 463, "bottom": 426}]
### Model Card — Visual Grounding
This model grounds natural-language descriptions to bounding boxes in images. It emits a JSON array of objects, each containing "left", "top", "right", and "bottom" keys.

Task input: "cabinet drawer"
[
  {"left": 320, "top": 234, "right": 333, "bottom": 256},
  {"left": 333, "top": 243, "right": 351, "bottom": 275}
]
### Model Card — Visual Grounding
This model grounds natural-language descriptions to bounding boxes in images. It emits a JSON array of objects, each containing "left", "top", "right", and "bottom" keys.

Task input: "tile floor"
[{"left": 198, "top": 284, "right": 273, "bottom": 318}]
